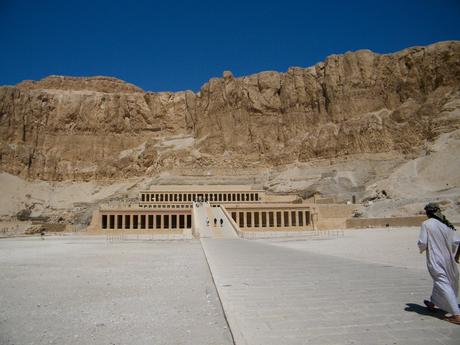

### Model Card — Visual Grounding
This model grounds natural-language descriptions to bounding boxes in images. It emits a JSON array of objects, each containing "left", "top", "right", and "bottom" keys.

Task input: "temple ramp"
[
  {"left": 192, "top": 202, "right": 214, "bottom": 238},
  {"left": 193, "top": 202, "right": 238, "bottom": 239},
  {"left": 205, "top": 207, "right": 225, "bottom": 238},
  {"left": 209, "top": 206, "right": 238, "bottom": 239}
]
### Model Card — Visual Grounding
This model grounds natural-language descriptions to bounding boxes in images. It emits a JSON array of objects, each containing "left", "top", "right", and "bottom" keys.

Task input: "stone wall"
[{"left": 346, "top": 216, "right": 427, "bottom": 228}]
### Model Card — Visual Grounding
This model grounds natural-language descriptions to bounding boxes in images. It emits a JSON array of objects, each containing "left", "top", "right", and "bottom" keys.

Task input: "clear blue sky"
[{"left": 1, "top": 0, "right": 459, "bottom": 92}]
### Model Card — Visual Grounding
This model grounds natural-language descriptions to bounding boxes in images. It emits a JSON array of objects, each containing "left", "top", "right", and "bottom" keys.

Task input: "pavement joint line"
[{"left": 199, "top": 237, "right": 237, "bottom": 345}]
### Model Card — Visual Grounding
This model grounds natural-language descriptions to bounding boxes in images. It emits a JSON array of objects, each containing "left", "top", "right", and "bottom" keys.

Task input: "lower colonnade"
[
  {"left": 100, "top": 209, "right": 192, "bottom": 230},
  {"left": 228, "top": 208, "right": 311, "bottom": 229}
]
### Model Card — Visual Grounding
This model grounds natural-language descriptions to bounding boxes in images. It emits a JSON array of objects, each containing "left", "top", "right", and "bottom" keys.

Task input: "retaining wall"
[{"left": 346, "top": 216, "right": 427, "bottom": 229}]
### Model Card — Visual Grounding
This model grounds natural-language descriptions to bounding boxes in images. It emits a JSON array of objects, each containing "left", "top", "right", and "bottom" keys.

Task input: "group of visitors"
[
  {"left": 206, "top": 217, "right": 224, "bottom": 227},
  {"left": 418, "top": 202, "right": 460, "bottom": 325}
]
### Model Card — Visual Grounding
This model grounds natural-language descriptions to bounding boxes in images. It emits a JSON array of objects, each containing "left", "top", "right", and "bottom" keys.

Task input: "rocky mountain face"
[{"left": 1, "top": 41, "right": 460, "bottom": 181}]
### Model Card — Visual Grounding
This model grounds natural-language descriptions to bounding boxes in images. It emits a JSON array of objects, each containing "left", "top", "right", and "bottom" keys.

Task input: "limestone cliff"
[{"left": 1, "top": 41, "right": 459, "bottom": 181}]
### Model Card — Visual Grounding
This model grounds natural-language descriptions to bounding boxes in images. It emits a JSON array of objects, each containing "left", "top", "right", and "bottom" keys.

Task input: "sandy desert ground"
[{"left": 0, "top": 237, "right": 233, "bottom": 345}]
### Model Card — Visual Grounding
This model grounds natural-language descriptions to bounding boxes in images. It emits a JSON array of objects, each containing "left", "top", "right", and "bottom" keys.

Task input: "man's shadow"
[{"left": 405, "top": 303, "right": 448, "bottom": 320}]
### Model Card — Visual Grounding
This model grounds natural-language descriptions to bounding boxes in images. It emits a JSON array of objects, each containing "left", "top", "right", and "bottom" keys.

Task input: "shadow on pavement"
[{"left": 405, "top": 303, "right": 447, "bottom": 320}]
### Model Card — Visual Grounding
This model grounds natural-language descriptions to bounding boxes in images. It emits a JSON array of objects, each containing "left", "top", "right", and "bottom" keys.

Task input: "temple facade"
[{"left": 95, "top": 185, "right": 318, "bottom": 235}]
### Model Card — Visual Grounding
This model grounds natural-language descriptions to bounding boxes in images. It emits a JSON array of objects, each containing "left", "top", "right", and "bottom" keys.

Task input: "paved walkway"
[
  {"left": 2, "top": 229, "right": 459, "bottom": 345},
  {"left": 201, "top": 237, "right": 460, "bottom": 345}
]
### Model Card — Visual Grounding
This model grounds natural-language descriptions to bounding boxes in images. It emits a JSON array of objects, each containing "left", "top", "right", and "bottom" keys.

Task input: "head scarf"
[{"left": 424, "top": 203, "right": 456, "bottom": 230}]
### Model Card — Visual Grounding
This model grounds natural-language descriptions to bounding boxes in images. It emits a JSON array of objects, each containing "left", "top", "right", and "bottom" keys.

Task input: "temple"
[{"left": 92, "top": 185, "right": 324, "bottom": 237}]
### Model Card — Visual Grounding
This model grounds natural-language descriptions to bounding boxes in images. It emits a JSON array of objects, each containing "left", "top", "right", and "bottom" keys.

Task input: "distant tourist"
[
  {"left": 214, "top": 218, "right": 217, "bottom": 226},
  {"left": 40, "top": 230, "right": 45, "bottom": 240},
  {"left": 206, "top": 218, "right": 209, "bottom": 226},
  {"left": 418, "top": 203, "right": 460, "bottom": 324},
  {"left": 220, "top": 218, "right": 223, "bottom": 227}
]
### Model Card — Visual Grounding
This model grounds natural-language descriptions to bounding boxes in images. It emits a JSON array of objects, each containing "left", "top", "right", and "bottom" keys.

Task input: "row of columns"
[
  {"left": 230, "top": 210, "right": 311, "bottom": 228},
  {"left": 140, "top": 204, "right": 192, "bottom": 209},
  {"left": 101, "top": 213, "right": 192, "bottom": 230},
  {"left": 140, "top": 192, "right": 260, "bottom": 203}
]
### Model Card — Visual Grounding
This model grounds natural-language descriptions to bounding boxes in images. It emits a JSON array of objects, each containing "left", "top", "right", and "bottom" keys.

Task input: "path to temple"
[
  {"left": 194, "top": 202, "right": 238, "bottom": 239},
  {"left": 1, "top": 228, "right": 459, "bottom": 345},
  {"left": 201, "top": 232, "right": 460, "bottom": 345}
]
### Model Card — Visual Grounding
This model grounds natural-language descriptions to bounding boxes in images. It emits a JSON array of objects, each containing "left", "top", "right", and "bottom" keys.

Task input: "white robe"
[{"left": 418, "top": 218, "right": 460, "bottom": 315}]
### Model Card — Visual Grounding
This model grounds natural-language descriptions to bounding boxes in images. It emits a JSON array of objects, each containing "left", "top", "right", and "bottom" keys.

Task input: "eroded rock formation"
[{"left": 1, "top": 41, "right": 459, "bottom": 181}]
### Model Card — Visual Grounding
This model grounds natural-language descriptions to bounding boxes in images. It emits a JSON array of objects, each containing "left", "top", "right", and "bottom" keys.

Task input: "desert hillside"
[{"left": 1, "top": 41, "right": 460, "bottom": 224}]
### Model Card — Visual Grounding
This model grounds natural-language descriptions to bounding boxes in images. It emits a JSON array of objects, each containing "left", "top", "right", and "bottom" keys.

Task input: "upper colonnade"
[{"left": 139, "top": 185, "right": 264, "bottom": 205}]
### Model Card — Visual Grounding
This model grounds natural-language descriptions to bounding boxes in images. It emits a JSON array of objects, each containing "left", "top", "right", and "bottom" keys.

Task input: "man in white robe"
[{"left": 418, "top": 203, "right": 460, "bottom": 324}]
